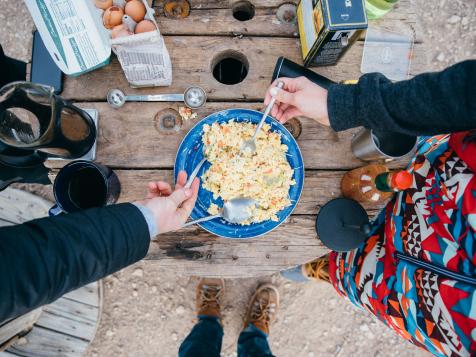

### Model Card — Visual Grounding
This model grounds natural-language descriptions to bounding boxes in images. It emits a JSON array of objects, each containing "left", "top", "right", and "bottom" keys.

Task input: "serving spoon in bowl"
[
  {"left": 182, "top": 197, "right": 257, "bottom": 227},
  {"left": 241, "top": 81, "right": 284, "bottom": 154}
]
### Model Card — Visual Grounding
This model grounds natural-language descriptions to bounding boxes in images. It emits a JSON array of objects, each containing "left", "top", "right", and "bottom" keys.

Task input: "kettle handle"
[{"left": 272, "top": 57, "right": 336, "bottom": 90}]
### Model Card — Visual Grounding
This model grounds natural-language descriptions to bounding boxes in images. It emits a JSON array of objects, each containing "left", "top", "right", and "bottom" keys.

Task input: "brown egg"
[
  {"left": 135, "top": 20, "right": 156, "bottom": 34},
  {"left": 111, "top": 24, "right": 133, "bottom": 39},
  {"left": 103, "top": 6, "right": 124, "bottom": 29},
  {"left": 95, "top": 0, "right": 113, "bottom": 10},
  {"left": 125, "top": 0, "right": 146, "bottom": 22}
]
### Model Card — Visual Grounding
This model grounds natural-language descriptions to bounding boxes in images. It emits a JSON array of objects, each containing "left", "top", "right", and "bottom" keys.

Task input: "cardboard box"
[
  {"left": 24, "top": 0, "right": 172, "bottom": 87},
  {"left": 297, "top": 0, "right": 368, "bottom": 66}
]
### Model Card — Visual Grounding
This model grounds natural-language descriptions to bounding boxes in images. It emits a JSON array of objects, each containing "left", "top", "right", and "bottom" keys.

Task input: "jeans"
[{"left": 179, "top": 316, "right": 275, "bottom": 357}]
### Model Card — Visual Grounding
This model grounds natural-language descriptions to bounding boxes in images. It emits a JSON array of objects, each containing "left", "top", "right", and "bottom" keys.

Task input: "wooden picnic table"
[{"left": 50, "top": 0, "right": 427, "bottom": 278}]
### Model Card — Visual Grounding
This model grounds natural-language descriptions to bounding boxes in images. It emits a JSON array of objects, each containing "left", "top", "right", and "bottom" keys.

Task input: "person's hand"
[
  {"left": 264, "top": 77, "right": 330, "bottom": 126},
  {"left": 135, "top": 171, "right": 199, "bottom": 234}
]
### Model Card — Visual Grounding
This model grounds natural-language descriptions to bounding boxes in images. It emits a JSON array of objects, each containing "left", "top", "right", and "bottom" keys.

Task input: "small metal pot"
[{"left": 351, "top": 128, "right": 417, "bottom": 161}]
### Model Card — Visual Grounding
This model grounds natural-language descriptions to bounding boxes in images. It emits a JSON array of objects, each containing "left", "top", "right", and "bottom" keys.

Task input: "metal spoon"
[
  {"left": 107, "top": 86, "right": 207, "bottom": 109},
  {"left": 182, "top": 197, "right": 257, "bottom": 227},
  {"left": 184, "top": 157, "right": 206, "bottom": 189},
  {"left": 241, "top": 81, "right": 284, "bottom": 154}
]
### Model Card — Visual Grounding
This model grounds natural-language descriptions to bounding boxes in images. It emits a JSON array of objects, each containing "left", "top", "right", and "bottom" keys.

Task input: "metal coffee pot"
[{"left": 0, "top": 81, "right": 97, "bottom": 190}]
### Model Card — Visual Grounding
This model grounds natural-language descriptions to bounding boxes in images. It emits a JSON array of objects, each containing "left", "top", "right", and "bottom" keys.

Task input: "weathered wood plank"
[
  {"left": 147, "top": 215, "right": 329, "bottom": 277},
  {"left": 47, "top": 102, "right": 409, "bottom": 170},
  {"left": 3, "top": 285, "right": 101, "bottom": 356},
  {"left": 61, "top": 37, "right": 428, "bottom": 102},
  {"left": 158, "top": 7, "right": 299, "bottom": 37},
  {"left": 3, "top": 287, "right": 100, "bottom": 356},
  {"left": 0, "top": 190, "right": 50, "bottom": 224},
  {"left": 153, "top": 0, "right": 418, "bottom": 23},
  {"left": 0, "top": 310, "right": 42, "bottom": 347},
  {"left": 154, "top": 0, "right": 422, "bottom": 42},
  {"left": 5, "top": 326, "right": 89, "bottom": 357},
  {"left": 153, "top": 0, "right": 297, "bottom": 9},
  {"left": 62, "top": 283, "right": 99, "bottom": 308},
  {"left": 35, "top": 297, "right": 98, "bottom": 341},
  {"left": 113, "top": 169, "right": 386, "bottom": 215}
]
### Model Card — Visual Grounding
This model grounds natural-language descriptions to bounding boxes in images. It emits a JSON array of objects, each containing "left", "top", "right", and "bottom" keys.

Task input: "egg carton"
[
  {"left": 104, "top": 0, "right": 173, "bottom": 87},
  {"left": 24, "top": 0, "right": 172, "bottom": 87}
]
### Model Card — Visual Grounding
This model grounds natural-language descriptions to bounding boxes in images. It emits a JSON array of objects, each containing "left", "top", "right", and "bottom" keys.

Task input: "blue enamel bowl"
[{"left": 174, "top": 108, "right": 304, "bottom": 239}]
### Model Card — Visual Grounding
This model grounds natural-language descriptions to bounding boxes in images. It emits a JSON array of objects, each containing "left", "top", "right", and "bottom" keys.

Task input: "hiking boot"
[
  {"left": 244, "top": 284, "right": 279, "bottom": 335},
  {"left": 303, "top": 254, "right": 330, "bottom": 282},
  {"left": 196, "top": 278, "right": 224, "bottom": 319}
]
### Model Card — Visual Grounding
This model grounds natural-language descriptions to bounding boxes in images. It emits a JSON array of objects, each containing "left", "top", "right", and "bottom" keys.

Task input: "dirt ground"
[{"left": 1, "top": 0, "right": 475, "bottom": 356}]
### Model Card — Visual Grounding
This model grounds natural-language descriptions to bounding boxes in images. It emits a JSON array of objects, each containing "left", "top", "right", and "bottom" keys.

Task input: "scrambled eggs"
[{"left": 201, "top": 121, "right": 295, "bottom": 224}]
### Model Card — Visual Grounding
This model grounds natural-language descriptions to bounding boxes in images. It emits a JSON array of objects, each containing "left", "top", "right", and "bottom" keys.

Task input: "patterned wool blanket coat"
[{"left": 330, "top": 132, "right": 476, "bottom": 356}]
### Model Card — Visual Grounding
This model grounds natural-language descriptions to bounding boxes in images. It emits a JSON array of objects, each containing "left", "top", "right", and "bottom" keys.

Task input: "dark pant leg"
[
  {"left": 179, "top": 316, "right": 224, "bottom": 357},
  {"left": 237, "top": 324, "right": 275, "bottom": 357}
]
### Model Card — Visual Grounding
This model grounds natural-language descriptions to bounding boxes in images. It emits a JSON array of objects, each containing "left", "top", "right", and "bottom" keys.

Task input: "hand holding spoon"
[
  {"left": 182, "top": 197, "right": 257, "bottom": 227},
  {"left": 241, "top": 81, "right": 284, "bottom": 154}
]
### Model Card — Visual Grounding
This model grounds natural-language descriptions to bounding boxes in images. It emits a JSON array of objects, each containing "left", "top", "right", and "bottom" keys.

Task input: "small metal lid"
[{"left": 316, "top": 198, "right": 370, "bottom": 252}]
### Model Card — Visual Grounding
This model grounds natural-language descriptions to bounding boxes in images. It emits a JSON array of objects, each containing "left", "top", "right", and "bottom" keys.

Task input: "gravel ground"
[
  {"left": 1, "top": 0, "right": 475, "bottom": 356},
  {"left": 411, "top": 0, "right": 476, "bottom": 70}
]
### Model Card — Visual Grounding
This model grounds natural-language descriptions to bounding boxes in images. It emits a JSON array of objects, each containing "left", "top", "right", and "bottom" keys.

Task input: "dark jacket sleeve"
[
  {"left": 327, "top": 60, "right": 476, "bottom": 135},
  {"left": 0, "top": 203, "right": 150, "bottom": 323}
]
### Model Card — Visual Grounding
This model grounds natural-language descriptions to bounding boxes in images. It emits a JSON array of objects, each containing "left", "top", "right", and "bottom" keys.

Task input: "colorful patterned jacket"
[{"left": 330, "top": 132, "right": 476, "bottom": 356}]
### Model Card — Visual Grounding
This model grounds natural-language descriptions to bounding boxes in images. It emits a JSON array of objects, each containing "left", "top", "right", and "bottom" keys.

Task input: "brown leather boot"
[
  {"left": 196, "top": 278, "right": 225, "bottom": 320},
  {"left": 244, "top": 284, "right": 279, "bottom": 335},
  {"left": 303, "top": 254, "right": 330, "bottom": 282}
]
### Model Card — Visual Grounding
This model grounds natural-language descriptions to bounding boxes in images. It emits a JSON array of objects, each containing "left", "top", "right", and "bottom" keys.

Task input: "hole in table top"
[
  {"left": 212, "top": 51, "right": 249, "bottom": 85},
  {"left": 232, "top": 1, "right": 255, "bottom": 21}
]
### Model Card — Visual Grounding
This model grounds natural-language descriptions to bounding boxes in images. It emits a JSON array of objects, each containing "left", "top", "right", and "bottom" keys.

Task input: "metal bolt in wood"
[
  {"left": 276, "top": 3, "right": 297, "bottom": 23},
  {"left": 154, "top": 108, "right": 183, "bottom": 133},
  {"left": 164, "top": 0, "right": 191, "bottom": 18}
]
